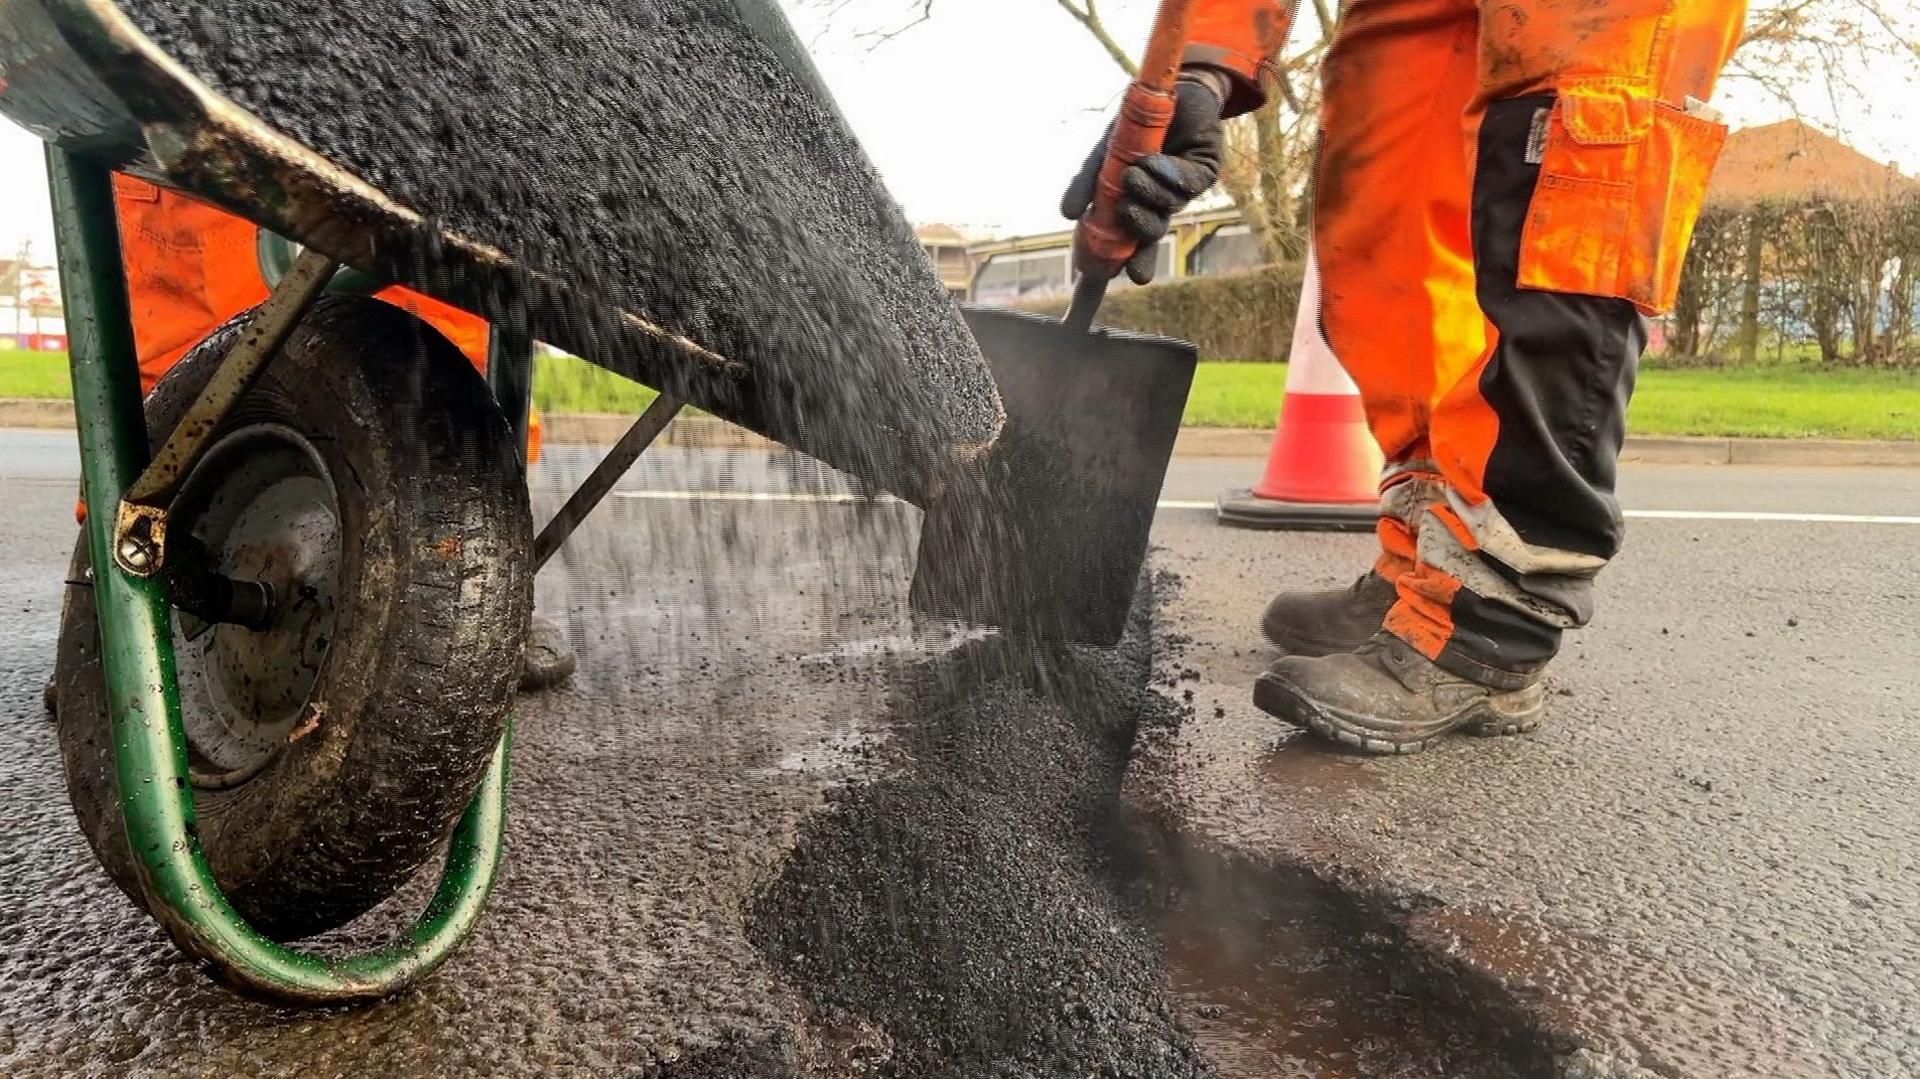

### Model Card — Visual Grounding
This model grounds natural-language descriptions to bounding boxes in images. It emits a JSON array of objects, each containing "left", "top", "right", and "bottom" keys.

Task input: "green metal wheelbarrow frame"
[
  {"left": 1, "top": 0, "right": 841, "bottom": 1005},
  {"left": 49, "top": 148, "right": 515, "bottom": 1004},
  {"left": 14, "top": 0, "right": 1195, "bottom": 1006}
]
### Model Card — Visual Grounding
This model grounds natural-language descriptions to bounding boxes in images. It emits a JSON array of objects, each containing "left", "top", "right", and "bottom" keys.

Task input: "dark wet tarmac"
[
  {"left": 7, "top": 430, "right": 1917, "bottom": 1076},
  {"left": 2, "top": 436, "right": 1244, "bottom": 1076},
  {"left": 1145, "top": 836, "right": 1531, "bottom": 1078},
  {"left": 1135, "top": 482, "right": 1920, "bottom": 1077}
]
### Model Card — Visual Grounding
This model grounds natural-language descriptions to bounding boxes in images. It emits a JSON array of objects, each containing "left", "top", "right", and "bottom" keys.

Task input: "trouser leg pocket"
[{"left": 1515, "top": 81, "right": 1730, "bottom": 315}]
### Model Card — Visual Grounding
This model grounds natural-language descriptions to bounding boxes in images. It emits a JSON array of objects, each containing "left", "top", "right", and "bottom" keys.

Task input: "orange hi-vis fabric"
[
  {"left": 1186, "top": 0, "right": 1292, "bottom": 115},
  {"left": 110, "top": 176, "right": 539, "bottom": 459},
  {"left": 1190, "top": 0, "right": 1744, "bottom": 682}
]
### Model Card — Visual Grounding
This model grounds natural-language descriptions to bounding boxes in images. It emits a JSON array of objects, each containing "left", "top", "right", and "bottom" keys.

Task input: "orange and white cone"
[{"left": 1216, "top": 247, "right": 1383, "bottom": 531}]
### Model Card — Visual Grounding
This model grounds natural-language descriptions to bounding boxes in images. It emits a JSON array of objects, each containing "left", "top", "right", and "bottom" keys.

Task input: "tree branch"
[
  {"left": 1055, "top": 0, "right": 1140, "bottom": 76},
  {"left": 1310, "top": 0, "right": 1336, "bottom": 38},
  {"left": 1851, "top": 0, "right": 1920, "bottom": 63},
  {"left": 854, "top": 0, "right": 936, "bottom": 47}
]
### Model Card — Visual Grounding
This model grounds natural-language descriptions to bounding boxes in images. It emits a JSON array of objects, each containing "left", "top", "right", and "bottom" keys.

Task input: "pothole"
[{"left": 1122, "top": 819, "right": 1549, "bottom": 1078}]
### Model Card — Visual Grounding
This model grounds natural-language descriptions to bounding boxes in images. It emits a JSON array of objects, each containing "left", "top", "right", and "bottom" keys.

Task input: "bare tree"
[
  {"left": 817, "top": 0, "right": 1918, "bottom": 268},
  {"left": 1026, "top": 0, "right": 1333, "bottom": 263},
  {"left": 802, "top": 0, "right": 1329, "bottom": 262},
  {"left": 1727, "top": 0, "right": 1919, "bottom": 122},
  {"left": 1024, "top": 0, "right": 1334, "bottom": 262}
]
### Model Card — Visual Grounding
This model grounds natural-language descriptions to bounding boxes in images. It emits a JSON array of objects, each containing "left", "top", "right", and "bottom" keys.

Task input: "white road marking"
[
  {"left": 612, "top": 489, "right": 1920, "bottom": 525},
  {"left": 1621, "top": 509, "right": 1920, "bottom": 525}
]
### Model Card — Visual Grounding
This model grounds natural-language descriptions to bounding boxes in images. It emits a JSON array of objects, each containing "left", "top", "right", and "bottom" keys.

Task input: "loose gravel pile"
[
  {"left": 122, "top": 0, "right": 1001, "bottom": 473},
  {"left": 749, "top": 583, "right": 1209, "bottom": 1078}
]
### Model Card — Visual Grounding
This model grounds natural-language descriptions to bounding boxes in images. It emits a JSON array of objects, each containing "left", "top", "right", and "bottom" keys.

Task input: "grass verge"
[
  {"left": 0, "top": 349, "right": 71, "bottom": 399},
  {"left": 7, "top": 349, "right": 1918, "bottom": 440},
  {"left": 1170, "top": 362, "right": 1920, "bottom": 440}
]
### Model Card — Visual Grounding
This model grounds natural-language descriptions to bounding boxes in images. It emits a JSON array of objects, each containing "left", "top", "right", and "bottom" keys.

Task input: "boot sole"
[{"left": 1253, "top": 673, "right": 1546, "bottom": 755}]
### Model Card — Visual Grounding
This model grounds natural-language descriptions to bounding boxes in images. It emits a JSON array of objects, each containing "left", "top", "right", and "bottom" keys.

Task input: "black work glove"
[{"left": 1060, "top": 73, "right": 1227, "bottom": 284}]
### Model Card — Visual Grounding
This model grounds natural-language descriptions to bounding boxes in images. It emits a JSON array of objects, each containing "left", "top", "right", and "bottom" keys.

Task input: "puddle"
[
  {"left": 1141, "top": 837, "right": 1822, "bottom": 1078},
  {"left": 1127, "top": 823, "right": 1539, "bottom": 1079},
  {"left": 1158, "top": 890, "right": 1527, "bottom": 1078}
]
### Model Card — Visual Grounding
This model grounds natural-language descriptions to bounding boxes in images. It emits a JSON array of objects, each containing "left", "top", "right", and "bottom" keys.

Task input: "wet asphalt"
[
  {"left": 2, "top": 430, "right": 1194, "bottom": 1077},
  {"left": 1139, "top": 460, "right": 1920, "bottom": 1077},
  {"left": 3, "top": 427, "right": 1917, "bottom": 1076},
  {"left": 2, "top": 432, "right": 920, "bottom": 1075}
]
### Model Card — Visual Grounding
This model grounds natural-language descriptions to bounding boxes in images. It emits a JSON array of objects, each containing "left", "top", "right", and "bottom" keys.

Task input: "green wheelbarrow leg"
[{"left": 48, "top": 146, "right": 511, "bottom": 1005}]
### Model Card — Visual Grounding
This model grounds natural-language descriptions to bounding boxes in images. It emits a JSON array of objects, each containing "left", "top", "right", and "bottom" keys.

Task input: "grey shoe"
[
  {"left": 1253, "top": 632, "right": 1545, "bottom": 755},
  {"left": 1260, "top": 570, "right": 1398, "bottom": 657},
  {"left": 520, "top": 614, "right": 577, "bottom": 691}
]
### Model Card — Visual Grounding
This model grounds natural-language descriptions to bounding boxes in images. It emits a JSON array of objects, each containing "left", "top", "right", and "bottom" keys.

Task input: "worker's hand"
[{"left": 1061, "top": 72, "right": 1227, "bottom": 284}]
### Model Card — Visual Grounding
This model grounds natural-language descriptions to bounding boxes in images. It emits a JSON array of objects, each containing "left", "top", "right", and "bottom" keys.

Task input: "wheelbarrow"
[{"left": 1, "top": 0, "right": 1198, "bottom": 1004}]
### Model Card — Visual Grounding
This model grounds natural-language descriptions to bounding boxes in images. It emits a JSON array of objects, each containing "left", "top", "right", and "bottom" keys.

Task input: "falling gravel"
[
  {"left": 749, "top": 582, "right": 1210, "bottom": 1078},
  {"left": 120, "top": 0, "right": 1002, "bottom": 486},
  {"left": 96, "top": 3, "right": 1210, "bottom": 1071}
]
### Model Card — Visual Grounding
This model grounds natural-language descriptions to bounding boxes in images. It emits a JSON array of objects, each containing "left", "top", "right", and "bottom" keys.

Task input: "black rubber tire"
[{"left": 54, "top": 296, "right": 533, "bottom": 942}]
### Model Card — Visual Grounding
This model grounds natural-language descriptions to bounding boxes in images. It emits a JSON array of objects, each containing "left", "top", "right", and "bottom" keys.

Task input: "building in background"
[
  {"left": 923, "top": 207, "right": 1257, "bottom": 305},
  {"left": 929, "top": 120, "right": 1914, "bottom": 320},
  {"left": 913, "top": 224, "right": 977, "bottom": 301},
  {"left": 0, "top": 254, "right": 66, "bottom": 351},
  {"left": 1708, "top": 118, "right": 1910, "bottom": 205},
  {"left": 1669, "top": 119, "right": 1918, "bottom": 364}
]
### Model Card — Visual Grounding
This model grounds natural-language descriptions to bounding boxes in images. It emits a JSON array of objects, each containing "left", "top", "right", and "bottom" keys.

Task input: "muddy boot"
[
  {"left": 520, "top": 613, "right": 577, "bottom": 691},
  {"left": 1253, "top": 632, "right": 1544, "bottom": 755},
  {"left": 1260, "top": 570, "right": 1397, "bottom": 657}
]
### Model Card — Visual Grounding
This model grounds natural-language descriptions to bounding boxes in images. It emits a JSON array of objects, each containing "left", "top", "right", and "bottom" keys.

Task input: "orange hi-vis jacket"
[
  {"left": 1174, "top": 0, "right": 1745, "bottom": 681},
  {"left": 111, "top": 175, "right": 541, "bottom": 458}
]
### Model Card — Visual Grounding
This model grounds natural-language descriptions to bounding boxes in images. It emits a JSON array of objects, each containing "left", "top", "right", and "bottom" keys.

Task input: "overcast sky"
[{"left": 0, "top": 0, "right": 1914, "bottom": 261}]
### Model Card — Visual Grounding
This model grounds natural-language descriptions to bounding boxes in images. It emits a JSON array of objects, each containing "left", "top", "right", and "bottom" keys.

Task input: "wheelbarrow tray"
[
  {"left": 0, "top": 0, "right": 1002, "bottom": 500},
  {"left": 5, "top": 0, "right": 1200, "bottom": 647}
]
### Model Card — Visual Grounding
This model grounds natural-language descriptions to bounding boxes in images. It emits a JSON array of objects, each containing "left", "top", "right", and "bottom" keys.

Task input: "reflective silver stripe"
[
  {"left": 1415, "top": 509, "right": 1590, "bottom": 628},
  {"left": 1445, "top": 489, "right": 1609, "bottom": 578},
  {"left": 1380, "top": 472, "right": 1445, "bottom": 526},
  {"left": 1380, "top": 458, "right": 1440, "bottom": 487}
]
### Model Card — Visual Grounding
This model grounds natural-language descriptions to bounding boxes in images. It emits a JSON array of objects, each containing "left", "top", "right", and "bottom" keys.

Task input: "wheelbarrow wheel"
[{"left": 54, "top": 295, "right": 533, "bottom": 942}]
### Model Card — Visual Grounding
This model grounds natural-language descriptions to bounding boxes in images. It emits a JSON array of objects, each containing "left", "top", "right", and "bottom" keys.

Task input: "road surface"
[
  {"left": 1139, "top": 455, "right": 1920, "bottom": 1077},
  {"left": 2, "top": 427, "right": 1914, "bottom": 1076}
]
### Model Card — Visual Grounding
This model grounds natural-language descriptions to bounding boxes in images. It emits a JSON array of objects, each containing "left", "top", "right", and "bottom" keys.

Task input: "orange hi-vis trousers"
[
  {"left": 1190, "top": 0, "right": 1744, "bottom": 683},
  {"left": 110, "top": 175, "right": 540, "bottom": 458}
]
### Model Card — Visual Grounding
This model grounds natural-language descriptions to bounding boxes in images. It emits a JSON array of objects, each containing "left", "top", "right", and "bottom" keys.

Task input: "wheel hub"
[{"left": 171, "top": 424, "right": 341, "bottom": 789}]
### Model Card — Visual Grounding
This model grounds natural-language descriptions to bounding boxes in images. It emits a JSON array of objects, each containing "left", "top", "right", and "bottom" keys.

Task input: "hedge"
[
  {"left": 1672, "top": 193, "right": 1920, "bottom": 366},
  {"left": 1020, "top": 262, "right": 1303, "bottom": 362}
]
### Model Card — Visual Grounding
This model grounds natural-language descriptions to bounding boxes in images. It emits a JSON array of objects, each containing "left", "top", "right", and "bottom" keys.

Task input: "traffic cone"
[{"left": 1216, "top": 248, "right": 1383, "bottom": 531}]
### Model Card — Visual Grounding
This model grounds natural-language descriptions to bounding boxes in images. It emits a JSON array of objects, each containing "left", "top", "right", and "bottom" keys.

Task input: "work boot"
[
  {"left": 1254, "top": 632, "right": 1545, "bottom": 755},
  {"left": 1260, "top": 570, "right": 1397, "bottom": 657},
  {"left": 520, "top": 614, "right": 577, "bottom": 691}
]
